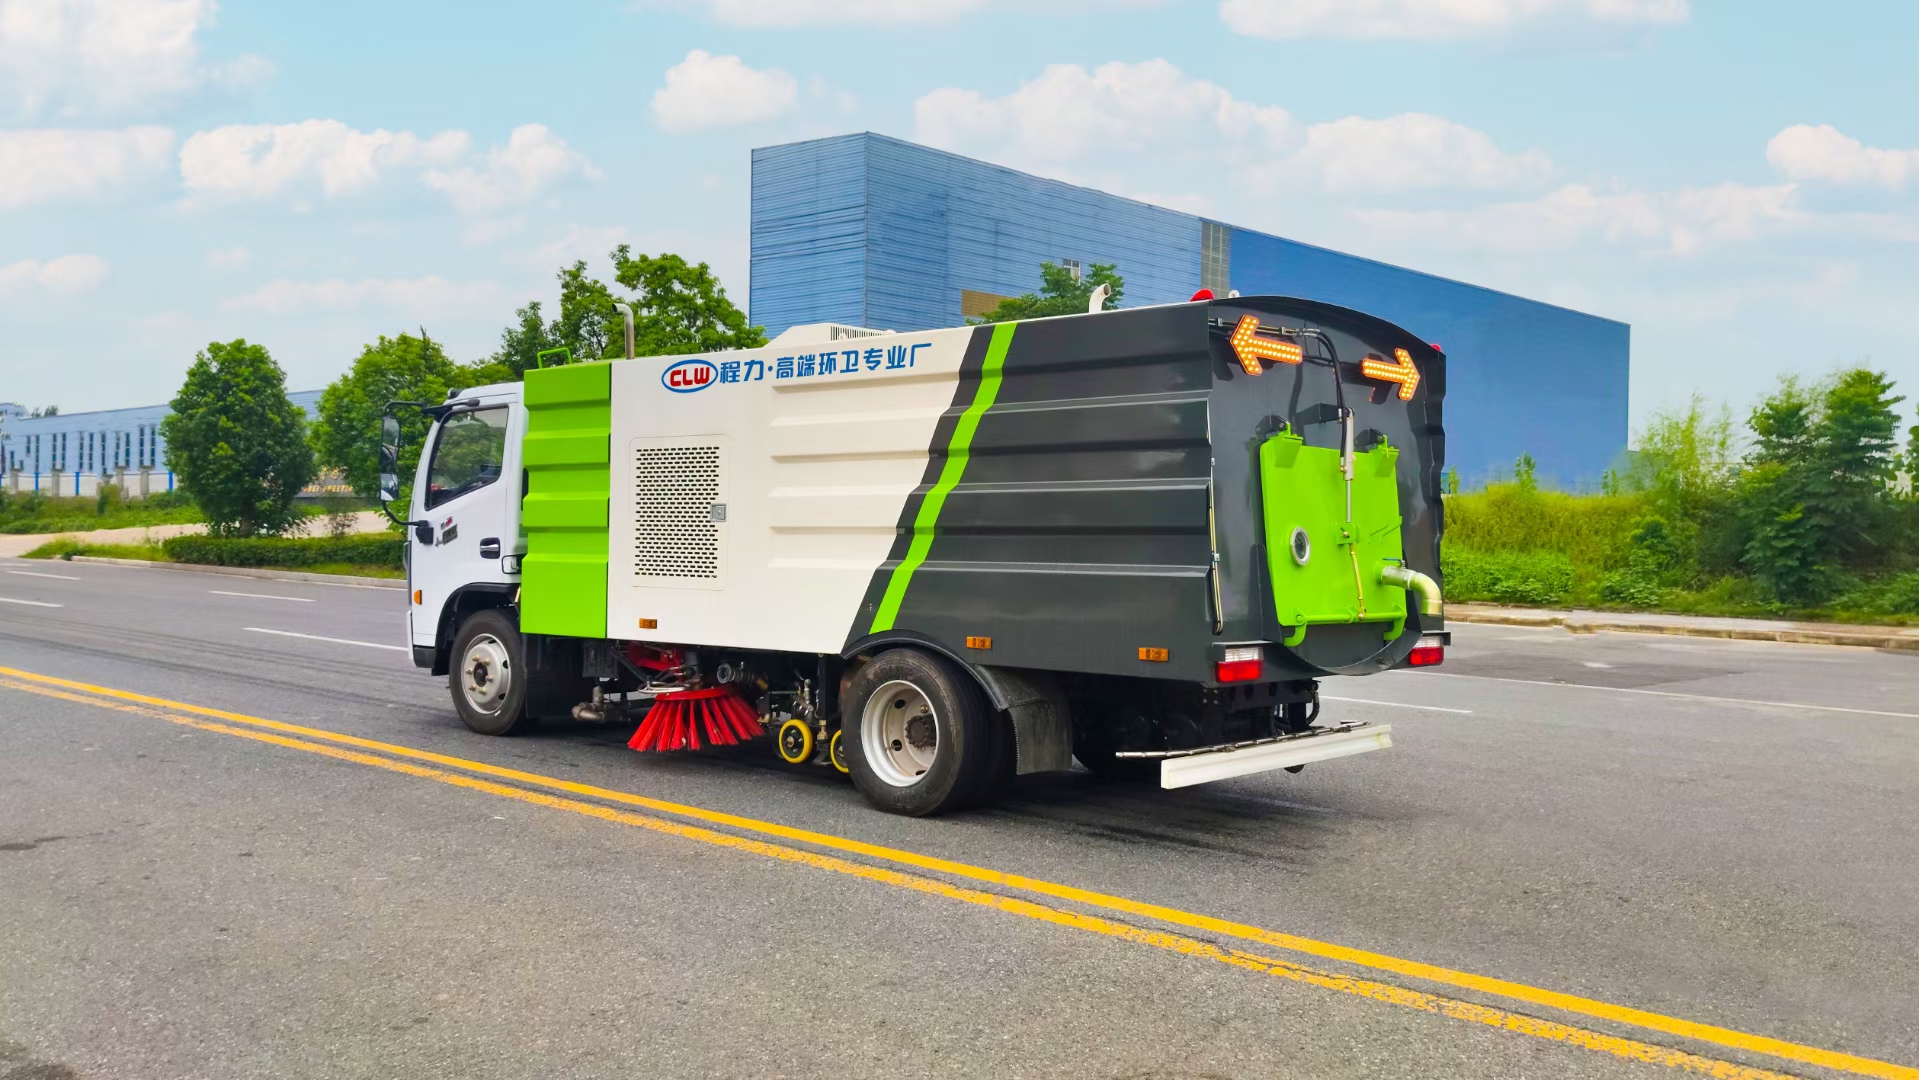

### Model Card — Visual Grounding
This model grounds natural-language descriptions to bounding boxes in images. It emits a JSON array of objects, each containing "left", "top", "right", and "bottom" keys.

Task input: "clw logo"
[{"left": 662, "top": 359, "right": 716, "bottom": 393}]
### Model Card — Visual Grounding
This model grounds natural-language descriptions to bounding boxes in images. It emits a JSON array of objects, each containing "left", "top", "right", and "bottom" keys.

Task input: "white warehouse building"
[{"left": 0, "top": 392, "right": 324, "bottom": 499}]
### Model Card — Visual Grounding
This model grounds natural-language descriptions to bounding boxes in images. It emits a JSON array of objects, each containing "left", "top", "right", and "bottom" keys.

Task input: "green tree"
[
  {"left": 1513, "top": 453, "right": 1538, "bottom": 494},
  {"left": 487, "top": 249, "right": 762, "bottom": 374},
  {"left": 1737, "top": 369, "right": 1905, "bottom": 603},
  {"left": 1629, "top": 395, "right": 1736, "bottom": 518},
  {"left": 160, "top": 339, "right": 314, "bottom": 537},
  {"left": 614, "top": 247, "right": 765, "bottom": 355},
  {"left": 310, "top": 332, "right": 467, "bottom": 502},
  {"left": 972, "top": 261, "right": 1124, "bottom": 324}
]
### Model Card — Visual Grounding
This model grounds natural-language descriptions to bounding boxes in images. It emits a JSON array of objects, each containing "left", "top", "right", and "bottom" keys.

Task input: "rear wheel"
[
  {"left": 449, "top": 609, "right": 531, "bottom": 736},
  {"left": 844, "top": 649, "right": 996, "bottom": 816}
]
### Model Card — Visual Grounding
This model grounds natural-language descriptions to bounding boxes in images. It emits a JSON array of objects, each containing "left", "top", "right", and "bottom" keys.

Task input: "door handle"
[{"left": 479, "top": 537, "right": 501, "bottom": 559}]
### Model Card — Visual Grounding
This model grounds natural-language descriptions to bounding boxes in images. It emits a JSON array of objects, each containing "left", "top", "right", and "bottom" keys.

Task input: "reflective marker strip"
[
  {"left": 0, "top": 597, "right": 62, "bottom": 607},
  {"left": 869, "top": 321, "right": 1015, "bottom": 633}
]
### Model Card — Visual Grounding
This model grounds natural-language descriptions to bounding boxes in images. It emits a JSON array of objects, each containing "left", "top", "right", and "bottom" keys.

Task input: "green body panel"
[
  {"left": 1259, "top": 430, "right": 1407, "bottom": 643},
  {"left": 869, "top": 322, "right": 1015, "bottom": 634},
  {"left": 520, "top": 362, "right": 611, "bottom": 638}
]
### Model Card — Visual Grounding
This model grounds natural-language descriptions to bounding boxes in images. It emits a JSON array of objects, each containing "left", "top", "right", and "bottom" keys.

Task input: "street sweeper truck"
[{"left": 379, "top": 293, "right": 1447, "bottom": 816}]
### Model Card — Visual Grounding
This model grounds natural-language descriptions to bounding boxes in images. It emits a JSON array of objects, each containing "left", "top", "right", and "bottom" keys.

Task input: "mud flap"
[{"left": 973, "top": 666, "right": 1073, "bottom": 774}]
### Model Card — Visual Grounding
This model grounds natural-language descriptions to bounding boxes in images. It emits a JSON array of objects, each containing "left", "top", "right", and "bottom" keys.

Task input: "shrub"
[
  {"left": 1596, "top": 516, "right": 1689, "bottom": 607},
  {"left": 1830, "top": 572, "right": 1919, "bottom": 618},
  {"left": 160, "top": 533, "right": 403, "bottom": 569},
  {"left": 1441, "top": 546, "right": 1575, "bottom": 607}
]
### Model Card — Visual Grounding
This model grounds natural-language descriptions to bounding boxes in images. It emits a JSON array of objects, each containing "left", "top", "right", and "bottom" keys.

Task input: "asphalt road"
[{"left": 2, "top": 556, "right": 1916, "bottom": 1080}]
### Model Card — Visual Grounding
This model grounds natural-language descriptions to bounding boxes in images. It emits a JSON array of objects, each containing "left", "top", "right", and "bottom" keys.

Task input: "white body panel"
[{"left": 604, "top": 328, "right": 974, "bottom": 653}]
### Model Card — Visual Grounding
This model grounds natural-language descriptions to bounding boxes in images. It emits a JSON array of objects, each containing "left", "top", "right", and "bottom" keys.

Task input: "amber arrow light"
[
  {"left": 1228, "top": 315, "right": 1304, "bottom": 376},
  {"left": 1361, "top": 348, "right": 1420, "bottom": 400}
]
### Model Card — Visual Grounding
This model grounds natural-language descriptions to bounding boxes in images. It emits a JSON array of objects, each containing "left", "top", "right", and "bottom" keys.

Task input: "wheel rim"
[
  {"left": 460, "top": 633, "right": 513, "bottom": 716},
  {"left": 861, "top": 679, "right": 939, "bottom": 787},
  {"left": 777, "top": 718, "right": 813, "bottom": 764}
]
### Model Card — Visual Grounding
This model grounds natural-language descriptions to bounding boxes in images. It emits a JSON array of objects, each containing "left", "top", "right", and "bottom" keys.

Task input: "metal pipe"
[
  {"left": 614, "top": 301, "right": 635, "bottom": 359},
  {"left": 1380, "top": 565, "right": 1442, "bottom": 616}
]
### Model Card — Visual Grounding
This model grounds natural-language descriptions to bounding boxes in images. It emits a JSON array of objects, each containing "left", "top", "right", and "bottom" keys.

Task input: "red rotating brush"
[{"left": 628, "top": 686, "right": 765, "bottom": 753}]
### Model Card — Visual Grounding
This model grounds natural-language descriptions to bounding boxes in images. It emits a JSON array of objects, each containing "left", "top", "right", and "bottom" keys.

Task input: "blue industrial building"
[
  {"left": 750, "top": 132, "right": 1629, "bottom": 485},
  {"left": 0, "top": 392, "right": 323, "bottom": 498}
]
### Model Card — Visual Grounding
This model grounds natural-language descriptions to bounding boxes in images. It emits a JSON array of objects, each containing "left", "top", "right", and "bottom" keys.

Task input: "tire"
[
  {"left": 448, "top": 608, "right": 532, "bottom": 736},
  {"left": 843, "top": 649, "right": 997, "bottom": 816},
  {"left": 1071, "top": 699, "right": 1161, "bottom": 784}
]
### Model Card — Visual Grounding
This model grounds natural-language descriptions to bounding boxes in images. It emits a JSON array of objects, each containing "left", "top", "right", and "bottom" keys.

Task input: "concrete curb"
[
  {"left": 1449, "top": 605, "right": 1919, "bottom": 652},
  {"left": 55, "top": 555, "right": 404, "bottom": 590}
]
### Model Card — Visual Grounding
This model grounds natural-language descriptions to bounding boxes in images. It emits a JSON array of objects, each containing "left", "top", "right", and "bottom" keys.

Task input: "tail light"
[
  {"left": 1407, "top": 634, "right": 1445, "bottom": 668},
  {"left": 1216, "top": 645, "right": 1263, "bottom": 683}
]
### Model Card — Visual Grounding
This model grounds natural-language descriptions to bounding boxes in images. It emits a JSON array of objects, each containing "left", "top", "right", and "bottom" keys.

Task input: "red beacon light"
[{"left": 1216, "top": 645, "right": 1263, "bottom": 683}]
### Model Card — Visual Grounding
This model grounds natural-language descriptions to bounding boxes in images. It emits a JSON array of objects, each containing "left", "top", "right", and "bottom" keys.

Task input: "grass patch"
[
  {"left": 0, "top": 491, "right": 202, "bottom": 534},
  {"left": 23, "top": 533, "right": 402, "bottom": 580},
  {"left": 24, "top": 538, "right": 169, "bottom": 561},
  {"left": 161, "top": 533, "right": 402, "bottom": 570}
]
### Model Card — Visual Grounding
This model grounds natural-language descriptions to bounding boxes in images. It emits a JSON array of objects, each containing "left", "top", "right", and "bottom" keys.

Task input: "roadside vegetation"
[
  {"left": 1445, "top": 368, "right": 1919, "bottom": 624},
  {"left": 25, "top": 534, "right": 402, "bottom": 578},
  {"left": 0, "top": 487, "right": 200, "bottom": 534}
]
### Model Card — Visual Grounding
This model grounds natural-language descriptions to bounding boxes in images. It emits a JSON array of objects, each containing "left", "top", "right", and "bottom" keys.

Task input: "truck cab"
[{"left": 399, "top": 383, "right": 526, "bottom": 676}]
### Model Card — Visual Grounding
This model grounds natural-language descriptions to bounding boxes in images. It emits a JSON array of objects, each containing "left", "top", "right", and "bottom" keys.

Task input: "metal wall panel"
[
  {"left": 750, "top": 136, "right": 870, "bottom": 334},
  {"left": 750, "top": 133, "right": 1204, "bottom": 336},
  {"left": 1227, "top": 230, "right": 1628, "bottom": 485},
  {"left": 861, "top": 135, "right": 1203, "bottom": 332}
]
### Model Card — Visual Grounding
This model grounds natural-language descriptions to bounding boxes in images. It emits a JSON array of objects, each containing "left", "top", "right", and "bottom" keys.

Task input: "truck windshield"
[{"left": 424, "top": 407, "right": 508, "bottom": 510}]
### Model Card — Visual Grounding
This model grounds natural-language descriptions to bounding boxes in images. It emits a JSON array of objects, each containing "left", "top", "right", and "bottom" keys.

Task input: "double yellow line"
[{"left": 3, "top": 664, "right": 1910, "bottom": 1080}]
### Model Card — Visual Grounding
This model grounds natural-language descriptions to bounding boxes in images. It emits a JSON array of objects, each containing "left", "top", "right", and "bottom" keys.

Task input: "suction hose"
[{"left": 1380, "top": 565, "right": 1442, "bottom": 617}]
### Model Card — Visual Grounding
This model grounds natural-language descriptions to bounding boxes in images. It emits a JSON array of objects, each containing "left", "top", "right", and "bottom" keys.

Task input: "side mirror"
[{"left": 377, "top": 416, "right": 401, "bottom": 504}]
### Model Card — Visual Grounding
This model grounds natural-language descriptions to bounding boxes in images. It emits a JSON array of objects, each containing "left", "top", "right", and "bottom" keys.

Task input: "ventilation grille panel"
[{"left": 633, "top": 445, "right": 720, "bottom": 580}]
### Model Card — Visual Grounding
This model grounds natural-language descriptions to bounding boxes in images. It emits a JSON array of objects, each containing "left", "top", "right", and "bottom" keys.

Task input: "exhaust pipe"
[
  {"left": 1380, "top": 564, "right": 1442, "bottom": 617},
  {"left": 614, "top": 301, "right": 635, "bottom": 360}
]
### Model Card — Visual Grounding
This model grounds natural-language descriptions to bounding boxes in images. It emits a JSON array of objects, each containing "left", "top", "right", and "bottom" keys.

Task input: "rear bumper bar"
[{"left": 1121, "top": 723, "right": 1393, "bottom": 790}]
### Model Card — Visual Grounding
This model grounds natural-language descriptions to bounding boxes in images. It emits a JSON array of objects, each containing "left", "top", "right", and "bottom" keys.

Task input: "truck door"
[{"left": 409, "top": 404, "right": 515, "bottom": 651}]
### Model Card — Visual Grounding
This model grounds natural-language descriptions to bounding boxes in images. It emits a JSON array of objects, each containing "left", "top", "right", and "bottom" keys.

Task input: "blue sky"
[{"left": 4, "top": 0, "right": 1917, "bottom": 442}]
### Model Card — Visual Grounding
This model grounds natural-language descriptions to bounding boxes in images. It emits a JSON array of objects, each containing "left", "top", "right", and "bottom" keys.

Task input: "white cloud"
[
  {"left": 1355, "top": 181, "right": 1799, "bottom": 256},
  {"left": 1767, "top": 124, "right": 1919, "bottom": 191},
  {"left": 0, "top": 125, "right": 173, "bottom": 208},
  {"left": 689, "top": 0, "right": 986, "bottom": 26},
  {"left": 916, "top": 60, "right": 1294, "bottom": 172},
  {"left": 205, "top": 244, "right": 248, "bottom": 268},
  {"left": 422, "top": 123, "right": 597, "bottom": 215},
  {"left": 914, "top": 60, "right": 1545, "bottom": 200},
  {"left": 0, "top": 253, "right": 108, "bottom": 294},
  {"left": 1291, "top": 113, "right": 1555, "bottom": 193},
  {"left": 1220, "top": 0, "right": 1689, "bottom": 40},
  {"left": 0, "top": 0, "right": 267, "bottom": 118},
  {"left": 652, "top": 50, "right": 798, "bottom": 133},
  {"left": 222, "top": 275, "right": 507, "bottom": 317},
  {"left": 179, "top": 119, "right": 469, "bottom": 201}
]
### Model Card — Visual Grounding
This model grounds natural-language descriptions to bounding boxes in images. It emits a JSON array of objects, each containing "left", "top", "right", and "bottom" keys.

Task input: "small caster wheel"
[
  {"left": 776, "top": 717, "right": 814, "bottom": 765},
  {"left": 828, "top": 729, "right": 850, "bottom": 774}
]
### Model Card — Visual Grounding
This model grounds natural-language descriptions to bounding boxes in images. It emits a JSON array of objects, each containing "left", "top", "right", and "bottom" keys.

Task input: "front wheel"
[
  {"left": 449, "top": 608, "right": 531, "bottom": 736},
  {"left": 843, "top": 649, "right": 997, "bottom": 816}
]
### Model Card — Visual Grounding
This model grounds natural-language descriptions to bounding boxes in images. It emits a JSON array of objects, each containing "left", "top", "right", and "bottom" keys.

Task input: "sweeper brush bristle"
[{"left": 627, "top": 687, "right": 765, "bottom": 753}]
